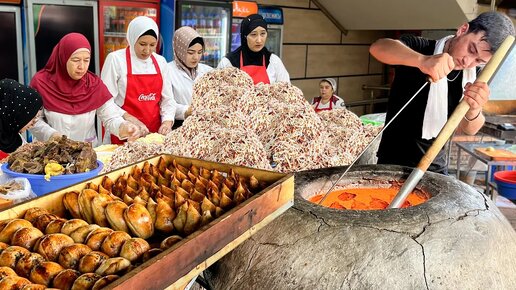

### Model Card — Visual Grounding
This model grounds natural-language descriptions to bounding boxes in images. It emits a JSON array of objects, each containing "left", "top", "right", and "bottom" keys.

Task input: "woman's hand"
[
  {"left": 158, "top": 121, "right": 173, "bottom": 135},
  {"left": 119, "top": 121, "right": 141, "bottom": 142},
  {"left": 123, "top": 113, "right": 149, "bottom": 136},
  {"left": 185, "top": 106, "right": 193, "bottom": 119}
]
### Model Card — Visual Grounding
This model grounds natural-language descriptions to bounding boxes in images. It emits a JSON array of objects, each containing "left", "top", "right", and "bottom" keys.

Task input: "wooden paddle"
[{"left": 388, "top": 35, "right": 516, "bottom": 208}]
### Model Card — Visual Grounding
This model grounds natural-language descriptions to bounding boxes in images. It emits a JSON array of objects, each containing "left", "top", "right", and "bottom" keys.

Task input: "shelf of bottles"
[
  {"left": 102, "top": 6, "right": 158, "bottom": 61},
  {"left": 179, "top": 4, "right": 229, "bottom": 68}
]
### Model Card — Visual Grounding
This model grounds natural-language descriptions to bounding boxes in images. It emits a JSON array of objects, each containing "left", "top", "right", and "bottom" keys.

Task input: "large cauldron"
[{"left": 206, "top": 165, "right": 516, "bottom": 289}]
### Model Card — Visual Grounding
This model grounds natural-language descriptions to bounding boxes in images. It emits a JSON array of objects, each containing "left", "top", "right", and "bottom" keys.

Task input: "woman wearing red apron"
[
  {"left": 218, "top": 14, "right": 290, "bottom": 85},
  {"left": 311, "top": 78, "right": 346, "bottom": 113},
  {"left": 101, "top": 16, "right": 176, "bottom": 144}
]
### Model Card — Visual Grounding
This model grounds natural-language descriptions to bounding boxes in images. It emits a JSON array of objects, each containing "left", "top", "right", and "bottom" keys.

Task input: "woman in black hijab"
[
  {"left": 0, "top": 79, "right": 43, "bottom": 154},
  {"left": 218, "top": 14, "right": 290, "bottom": 84}
]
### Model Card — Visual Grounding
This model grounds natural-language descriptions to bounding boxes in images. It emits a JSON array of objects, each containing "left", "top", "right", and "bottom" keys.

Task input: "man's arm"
[{"left": 369, "top": 38, "right": 455, "bottom": 82}]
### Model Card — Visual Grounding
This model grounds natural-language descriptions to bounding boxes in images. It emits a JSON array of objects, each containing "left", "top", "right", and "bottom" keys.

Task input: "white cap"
[{"left": 321, "top": 78, "right": 337, "bottom": 92}]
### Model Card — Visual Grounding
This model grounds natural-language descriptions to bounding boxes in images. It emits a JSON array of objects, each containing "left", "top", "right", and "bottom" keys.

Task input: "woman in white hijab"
[
  {"left": 101, "top": 16, "right": 177, "bottom": 144},
  {"left": 168, "top": 26, "right": 213, "bottom": 127}
]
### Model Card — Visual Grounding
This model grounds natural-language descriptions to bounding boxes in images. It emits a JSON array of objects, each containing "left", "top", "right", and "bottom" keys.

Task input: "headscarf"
[
  {"left": 0, "top": 79, "right": 43, "bottom": 153},
  {"left": 226, "top": 14, "right": 271, "bottom": 68},
  {"left": 126, "top": 16, "right": 159, "bottom": 57},
  {"left": 30, "top": 33, "right": 112, "bottom": 115},
  {"left": 173, "top": 26, "right": 203, "bottom": 80}
]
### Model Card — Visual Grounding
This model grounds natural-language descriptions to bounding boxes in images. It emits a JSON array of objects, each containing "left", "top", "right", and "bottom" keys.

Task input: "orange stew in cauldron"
[{"left": 309, "top": 187, "right": 429, "bottom": 210}]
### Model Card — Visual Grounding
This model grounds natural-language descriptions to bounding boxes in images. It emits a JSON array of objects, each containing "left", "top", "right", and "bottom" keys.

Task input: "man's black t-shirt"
[{"left": 377, "top": 35, "right": 465, "bottom": 174}]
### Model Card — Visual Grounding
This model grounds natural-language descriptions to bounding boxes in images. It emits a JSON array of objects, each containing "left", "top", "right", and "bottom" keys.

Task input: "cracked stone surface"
[{"left": 206, "top": 165, "right": 516, "bottom": 290}]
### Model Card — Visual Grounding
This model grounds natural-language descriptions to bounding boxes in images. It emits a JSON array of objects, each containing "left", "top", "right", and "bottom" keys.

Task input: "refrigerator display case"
[
  {"left": 98, "top": 0, "right": 159, "bottom": 68},
  {"left": 175, "top": 0, "right": 232, "bottom": 68},
  {"left": 232, "top": 4, "right": 283, "bottom": 58},
  {"left": 0, "top": 3, "right": 23, "bottom": 82},
  {"left": 258, "top": 5, "right": 283, "bottom": 58},
  {"left": 26, "top": 0, "right": 100, "bottom": 77}
]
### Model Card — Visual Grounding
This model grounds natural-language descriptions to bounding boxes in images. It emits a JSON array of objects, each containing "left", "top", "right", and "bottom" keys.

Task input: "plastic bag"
[{"left": 0, "top": 176, "right": 32, "bottom": 200}]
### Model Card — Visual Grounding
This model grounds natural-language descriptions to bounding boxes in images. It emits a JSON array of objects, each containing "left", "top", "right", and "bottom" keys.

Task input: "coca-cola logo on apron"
[{"left": 137, "top": 93, "right": 157, "bottom": 101}]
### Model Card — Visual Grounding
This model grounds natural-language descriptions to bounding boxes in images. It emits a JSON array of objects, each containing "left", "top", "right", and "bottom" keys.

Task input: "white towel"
[{"left": 421, "top": 35, "right": 476, "bottom": 140}]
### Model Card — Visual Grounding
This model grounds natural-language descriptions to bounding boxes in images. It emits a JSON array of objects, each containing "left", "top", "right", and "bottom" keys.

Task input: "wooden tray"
[
  {"left": 0, "top": 155, "right": 294, "bottom": 289},
  {"left": 475, "top": 147, "right": 516, "bottom": 161}
]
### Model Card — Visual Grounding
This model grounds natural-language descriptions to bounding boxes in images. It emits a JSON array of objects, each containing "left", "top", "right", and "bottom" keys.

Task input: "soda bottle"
[
  {"left": 206, "top": 13, "right": 214, "bottom": 34},
  {"left": 105, "top": 38, "right": 115, "bottom": 56},
  {"left": 191, "top": 9, "right": 198, "bottom": 30}
]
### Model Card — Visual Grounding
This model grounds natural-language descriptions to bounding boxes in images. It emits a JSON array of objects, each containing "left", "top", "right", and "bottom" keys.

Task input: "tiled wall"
[{"left": 256, "top": 0, "right": 389, "bottom": 115}]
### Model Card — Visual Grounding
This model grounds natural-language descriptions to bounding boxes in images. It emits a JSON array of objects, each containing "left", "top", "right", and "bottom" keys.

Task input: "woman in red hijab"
[{"left": 30, "top": 33, "right": 140, "bottom": 146}]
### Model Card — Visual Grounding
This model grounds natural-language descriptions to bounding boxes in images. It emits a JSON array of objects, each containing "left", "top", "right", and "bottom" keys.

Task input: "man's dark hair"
[{"left": 468, "top": 11, "right": 515, "bottom": 52}]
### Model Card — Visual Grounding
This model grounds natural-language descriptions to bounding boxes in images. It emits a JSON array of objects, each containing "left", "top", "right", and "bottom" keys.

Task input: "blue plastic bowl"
[
  {"left": 494, "top": 170, "right": 516, "bottom": 200},
  {"left": 1, "top": 161, "right": 103, "bottom": 196}
]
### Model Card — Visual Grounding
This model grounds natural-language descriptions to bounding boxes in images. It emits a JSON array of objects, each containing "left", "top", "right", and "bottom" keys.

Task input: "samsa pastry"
[
  {"left": 100, "top": 231, "right": 131, "bottom": 258},
  {"left": 11, "top": 227, "right": 44, "bottom": 250},
  {"left": 15, "top": 252, "right": 45, "bottom": 278},
  {"left": 0, "top": 219, "right": 33, "bottom": 243},
  {"left": 91, "top": 193, "right": 114, "bottom": 227},
  {"left": 92, "top": 274, "right": 119, "bottom": 290},
  {"left": 45, "top": 218, "right": 67, "bottom": 235},
  {"left": 69, "top": 224, "right": 100, "bottom": 244},
  {"left": 94, "top": 257, "right": 131, "bottom": 276},
  {"left": 71, "top": 273, "right": 102, "bottom": 290},
  {"left": 63, "top": 191, "right": 81, "bottom": 219},
  {"left": 124, "top": 203, "right": 154, "bottom": 239},
  {"left": 0, "top": 276, "right": 31, "bottom": 289},
  {"left": 57, "top": 243, "right": 93, "bottom": 270},
  {"left": 0, "top": 246, "right": 30, "bottom": 268},
  {"left": 60, "top": 219, "right": 89, "bottom": 236},
  {"left": 160, "top": 235, "right": 183, "bottom": 250},
  {"left": 78, "top": 189, "right": 98, "bottom": 224},
  {"left": 105, "top": 201, "right": 129, "bottom": 233},
  {"left": 29, "top": 261, "right": 64, "bottom": 286},
  {"left": 78, "top": 251, "right": 109, "bottom": 274},
  {"left": 36, "top": 233, "right": 74, "bottom": 261},
  {"left": 119, "top": 238, "right": 150, "bottom": 263},
  {"left": 52, "top": 269, "right": 80, "bottom": 290},
  {"left": 85, "top": 228, "right": 113, "bottom": 251},
  {"left": 154, "top": 198, "right": 175, "bottom": 233},
  {"left": 23, "top": 207, "right": 49, "bottom": 224}
]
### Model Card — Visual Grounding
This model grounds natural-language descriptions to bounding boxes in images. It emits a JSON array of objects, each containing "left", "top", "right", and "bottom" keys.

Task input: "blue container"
[
  {"left": 1, "top": 161, "right": 103, "bottom": 196},
  {"left": 494, "top": 170, "right": 516, "bottom": 200}
]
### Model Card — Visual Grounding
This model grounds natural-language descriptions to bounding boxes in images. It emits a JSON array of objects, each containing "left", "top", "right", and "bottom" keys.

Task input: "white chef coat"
[
  {"left": 167, "top": 61, "right": 213, "bottom": 120},
  {"left": 217, "top": 54, "right": 290, "bottom": 84},
  {"left": 30, "top": 98, "right": 125, "bottom": 147},
  {"left": 101, "top": 49, "right": 177, "bottom": 122}
]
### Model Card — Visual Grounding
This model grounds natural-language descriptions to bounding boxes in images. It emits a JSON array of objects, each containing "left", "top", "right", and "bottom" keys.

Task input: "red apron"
[
  {"left": 314, "top": 97, "right": 333, "bottom": 113},
  {"left": 111, "top": 48, "right": 163, "bottom": 144},
  {"left": 240, "top": 52, "right": 270, "bottom": 85}
]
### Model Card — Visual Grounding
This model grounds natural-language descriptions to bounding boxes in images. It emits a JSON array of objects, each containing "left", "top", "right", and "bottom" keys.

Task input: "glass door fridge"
[
  {"left": 26, "top": 0, "right": 100, "bottom": 78},
  {"left": 258, "top": 6, "right": 283, "bottom": 58},
  {"left": 175, "top": 0, "right": 232, "bottom": 68},
  {"left": 0, "top": 3, "right": 23, "bottom": 82},
  {"left": 99, "top": 0, "right": 159, "bottom": 68}
]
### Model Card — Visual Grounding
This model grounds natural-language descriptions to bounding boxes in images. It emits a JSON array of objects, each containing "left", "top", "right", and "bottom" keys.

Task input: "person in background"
[
  {"left": 369, "top": 11, "right": 515, "bottom": 174},
  {"left": 29, "top": 33, "right": 141, "bottom": 147},
  {"left": 168, "top": 26, "right": 213, "bottom": 127},
  {"left": 0, "top": 79, "right": 43, "bottom": 157},
  {"left": 218, "top": 14, "right": 290, "bottom": 85},
  {"left": 101, "top": 16, "right": 177, "bottom": 143},
  {"left": 311, "top": 78, "right": 345, "bottom": 113}
]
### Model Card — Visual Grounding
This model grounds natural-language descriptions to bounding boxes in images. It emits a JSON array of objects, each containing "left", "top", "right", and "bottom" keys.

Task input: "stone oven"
[{"left": 206, "top": 165, "right": 516, "bottom": 289}]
